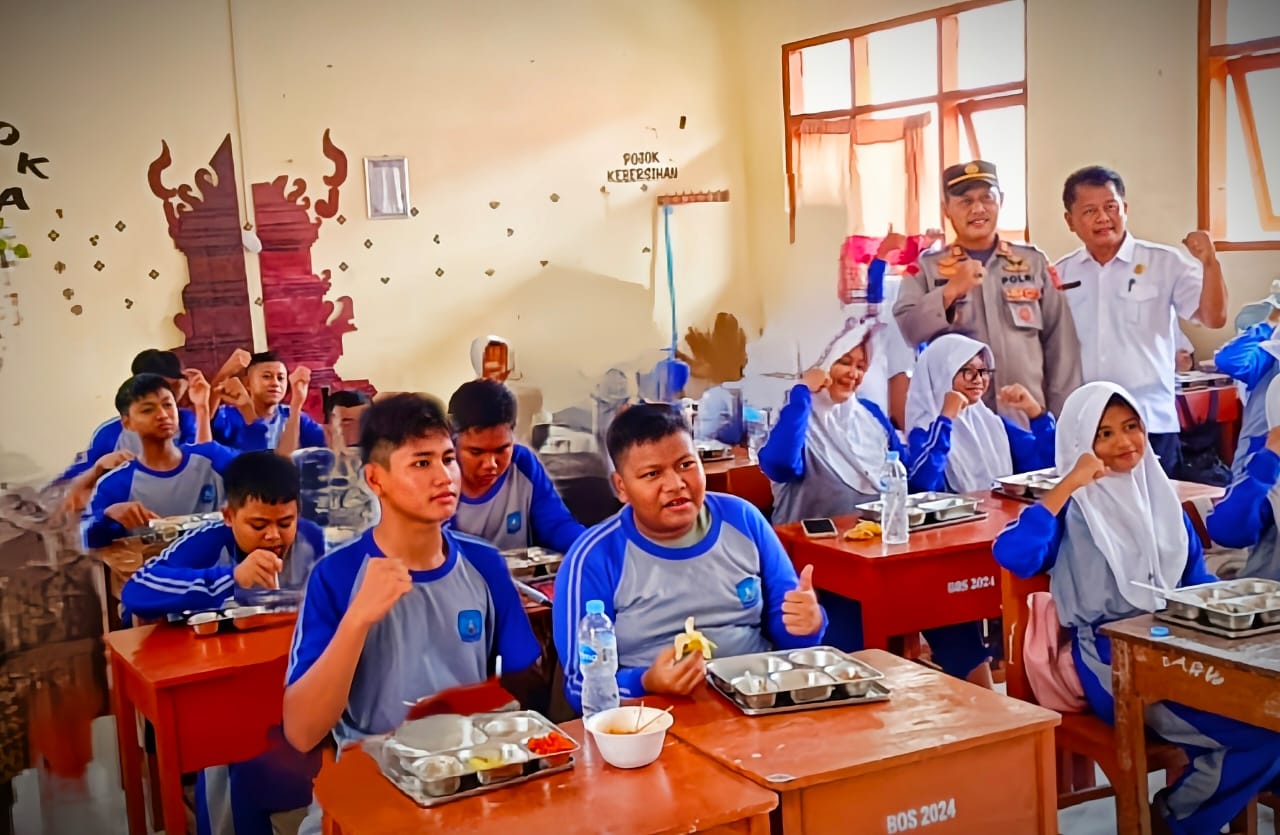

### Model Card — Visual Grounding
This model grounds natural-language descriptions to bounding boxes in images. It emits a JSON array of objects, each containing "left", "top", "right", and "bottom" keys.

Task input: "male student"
[
  {"left": 81, "top": 374, "right": 239, "bottom": 548},
  {"left": 60, "top": 348, "right": 206, "bottom": 483},
  {"left": 324, "top": 389, "right": 371, "bottom": 449},
  {"left": 213, "top": 351, "right": 325, "bottom": 454},
  {"left": 283, "top": 394, "right": 541, "bottom": 835},
  {"left": 1055, "top": 165, "right": 1229, "bottom": 476},
  {"left": 894, "top": 160, "right": 1081, "bottom": 422},
  {"left": 553, "top": 404, "right": 827, "bottom": 714},
  {"left": 121, "top": 451, "right": 325, "bottom": 622},
  {"left": 447, "top": 379, "right": 585, "bottom": 553}
]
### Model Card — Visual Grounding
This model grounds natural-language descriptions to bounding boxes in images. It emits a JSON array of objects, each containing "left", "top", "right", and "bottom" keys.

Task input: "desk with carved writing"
[{"left": 1102, "top": 614, "right": 1280, "bottom": 835}]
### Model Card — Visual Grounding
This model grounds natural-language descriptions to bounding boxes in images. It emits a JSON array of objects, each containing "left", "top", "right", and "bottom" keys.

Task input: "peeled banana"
[{"left": 673, "top": 616, "right": 717, "bottom": 661}]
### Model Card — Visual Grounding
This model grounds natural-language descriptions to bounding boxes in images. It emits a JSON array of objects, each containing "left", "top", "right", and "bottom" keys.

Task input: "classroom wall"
[
  {"left": 1, "top": 0, "right": 753, "bottom": 482},
  {"left": 724, "top": 0, "right": 1280, "bottom": 362}
]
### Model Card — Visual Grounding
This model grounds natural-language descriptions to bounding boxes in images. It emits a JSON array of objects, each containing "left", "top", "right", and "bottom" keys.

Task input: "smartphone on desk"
[{"left": 801, "top": 518, "right": 838, "bottom": 539}]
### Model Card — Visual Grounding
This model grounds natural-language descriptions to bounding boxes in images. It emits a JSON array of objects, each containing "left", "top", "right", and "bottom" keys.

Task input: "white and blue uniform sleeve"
[
  {"left": 81, "top": 467, "right": 136, "bottom": 548},
  {"left": 758, "top": 385, "right": 812, "bottom": 483},
  {"left": 553, "top": 520, "right": 629, "bottom": 713},
  {"left": 1207, "top": 448, "right": 1280, "bottom": 548},
  {"left": 721, "top": 497, "right": 828, "bottom": 649},
  {"left": 1004, "top": 413, "right": 1056, "bottom": 474},
  {"left": 120, "top": 523, "right": 235, "bottom": 620},
  {"left": 299, "top": 412, "right": 327, "bottom": 449},
  {"left": 457, "top": 538, "right": 542, "bottom": 674},
  {"left": 512, "top": 446, "right": 586, "bottom": 553},
  {"left": 58, "top": 419, "right": 125, "bottom": 482},
  {"left": 186, "top": 441, "right": 242, "bottom": 474},
  {"left": 212, "top": 405, "right": 271, "bottom": 452},
  {"left": 992, "top": 504, "right": 1065, "bottom": 578},
  {"left": 1214, "top": 323, "right": 1278, "bottom": 390},
  {"left": 286, "top": 553, "right": 359, "bottom": 687},
  {"left": 907, "top": 418, "right": 951, "bottom": 493}
]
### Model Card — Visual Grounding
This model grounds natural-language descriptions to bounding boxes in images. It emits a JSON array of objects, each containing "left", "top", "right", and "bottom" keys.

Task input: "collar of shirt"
[{"left": 1076, "top": 231, "right": 1137, "bottom": 268}]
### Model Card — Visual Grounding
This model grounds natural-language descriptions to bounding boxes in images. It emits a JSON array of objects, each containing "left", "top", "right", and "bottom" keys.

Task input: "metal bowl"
[
  {"left": 1229, "top": 579, "right": 1280, "bottom": 597},
  {"left": 730, "top": 674, "right": 778, "bottom": 709},
  {"left": 407, "top": 755, "right": 464, "bottom": 797},
  {"left": 823, "top": 662, "right": 877, "bottom": 697},
  {"left": 770, "top": 669, "right": 836, "bottom": 703},
  {"left": 1162, "top": 597, "right": 1201, "bottom": 620},
  {"left": 787, "top": 649, "right": 847, "bottom": 669},
  {"left": 395, "top": 715, "right": 487, "bottom": 751},
  {"left": 188, "top": 611, "right": 222, "bottom": 636},
  {"left": 457, "top": 744, "right": 528, "bottom": 784},
  {"left": 1204, "top": 602, "right": 1255, "bottom": 631},
  {"left": 481, "top": 715, "right": 541, "bottom": 741}
]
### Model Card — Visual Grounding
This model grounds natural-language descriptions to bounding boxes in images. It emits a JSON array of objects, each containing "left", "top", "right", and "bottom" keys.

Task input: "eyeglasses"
[{"left": 958, "top": 367, "right": 996, "bottom": 383}]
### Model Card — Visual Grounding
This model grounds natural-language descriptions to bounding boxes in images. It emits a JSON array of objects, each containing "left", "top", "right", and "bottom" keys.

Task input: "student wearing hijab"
[
  {"left": 907, "top": 334, "right": 1056, "bottom": 493},
  {"left": 994, "top": 382, "right": 1280, "bottom": 835},
  {"left": 758, "top": 321, "right": 991, "bottom": 686},
  {"left": 1205, "top": 375, "right": 1280, "bottom": 581}
]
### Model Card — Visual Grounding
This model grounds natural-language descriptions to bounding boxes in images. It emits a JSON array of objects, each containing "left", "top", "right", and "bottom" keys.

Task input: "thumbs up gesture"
[{"left": 781, "top": 564, "right": 823, "bottom": 637}]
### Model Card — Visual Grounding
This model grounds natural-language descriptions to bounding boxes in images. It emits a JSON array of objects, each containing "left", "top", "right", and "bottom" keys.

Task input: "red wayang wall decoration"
[
  {"left": 253, "top": 129, "right": 371, "bottom": 414},
  {"left": 147, "top": 135, "right": 254, "bottom": 376},
  {"left": 148, "top": 131, "right": 371, "bottom": 416}
]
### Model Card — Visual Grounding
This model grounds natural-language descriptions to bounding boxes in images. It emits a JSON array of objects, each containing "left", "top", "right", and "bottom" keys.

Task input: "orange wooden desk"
[
  {"left": 774, "top": 494, "right": 1025, "bottom": 649},
  {"left": 1102, "top": 614, "right": 1280, "bottom": 835},
  {"left": 704, "top": 450, "right": 773, "bottom": 516},
  {"left": 314, "top": 718, "right": 778, "bottom": 835},
  {"left": 650, "top": 650, "right": 1060, "bottom": 835},
  {"left": 105, "top": 621, "right": 296, "bottom": 835}
]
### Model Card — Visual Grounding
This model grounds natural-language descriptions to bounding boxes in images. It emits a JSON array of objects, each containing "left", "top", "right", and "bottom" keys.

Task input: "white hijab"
[
  {"left": 1057, "top": 382, "right": 1188, "bottom": 611},
  {"left": 906, "top": 335, "right": 1012, "bottom": 492},
  {"left": 803, "top": 320, "right": 887, "bottom": 495}
]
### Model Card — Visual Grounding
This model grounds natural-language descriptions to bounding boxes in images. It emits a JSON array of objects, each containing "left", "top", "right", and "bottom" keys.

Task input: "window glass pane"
[
  {"left": 956, "top": 1, "right": 1025, "bottom": 89},
  {"left": 864, "top": 21, "right": 937, "bottom": 105},
  {"left": 1246, "top": 68, "right": 1280, "bottom": 222},
  {"left": 1226, "top": 0, "right": 1280, "bottom": 46},
  {"left": 1225, "top": 71, "right": 1280, "bottom": 240},
  {"left": 958, "top": 105, "right": 1026, "bottom": 237},
  {"left": 850, "top": 104, "right": 940, "bottom": 234},
  {"left": 794, "top": 40, "right": 851, "bottom": 114}
]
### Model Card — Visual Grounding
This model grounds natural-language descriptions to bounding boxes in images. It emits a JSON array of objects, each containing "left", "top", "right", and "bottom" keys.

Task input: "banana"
[{"left": 673, "top": 616, "right": 717, "bottom": 661}]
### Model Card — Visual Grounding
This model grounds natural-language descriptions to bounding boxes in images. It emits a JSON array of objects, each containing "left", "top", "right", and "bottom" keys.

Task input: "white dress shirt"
[
  {"left": 860, "top": 276, "right": 918, "bottom": 414},
  {"left": 1056, "top": 233, "right": 1203, "bottom": 434}
]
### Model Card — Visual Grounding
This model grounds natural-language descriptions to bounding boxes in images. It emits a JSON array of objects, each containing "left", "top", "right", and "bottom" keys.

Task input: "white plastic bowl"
[{"left": 585, "top": 706, "right": 674, "bottom": 769}]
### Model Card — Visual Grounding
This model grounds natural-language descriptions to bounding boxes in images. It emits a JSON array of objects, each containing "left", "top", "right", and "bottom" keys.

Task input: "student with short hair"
[
  {"left": 324, "top": 389, "right": 371, "bottom": 449},
  {"left": 59, "top": 348, "right": 204, "bottom": 483},
  {"left": 213, "top": 351, "right": 325, "bottom": 453},
  {"left": 81, "top": 374, "right": 238, "bottom": 548},
  {"left": 283, "top": 394, "right": 541, "bottom": 834},
  {"left": 553, "top": 404, "right": 826, "bottom": 714},
  {"left": 120, "top": 452, "right": 324, "bottom": 621},
  {"left": 906, "top": 334, "right": 1056, "bottom": 494},
  {"left": 447, "top": 379, "right": 585, "bottom": 553},
  {"left": 994, "top": 382, "right": 1280, "bottom": 834}
]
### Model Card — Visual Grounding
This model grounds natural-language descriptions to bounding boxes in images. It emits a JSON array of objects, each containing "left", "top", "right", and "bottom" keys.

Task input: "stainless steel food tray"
[
  {"left": 501, "top": 547, "right": 564, "bottom": 578},
  {"left": 185, "top": 605, "right": 297, "bottom": 636},
  {"left": 706, "top": 646, "right": 890, "bottom": 715},
  {"left": 1155, "top": 578, "right": 1280, "bottom": 639},
  {"left": 993, "top": 468, "right": 1061, "bottom": 502},
  {"left": 855, "top": 492, "right": 984, "bottom": 530},
  {"left": 367, "top": 710, "right": 579, "bottom": 807}
]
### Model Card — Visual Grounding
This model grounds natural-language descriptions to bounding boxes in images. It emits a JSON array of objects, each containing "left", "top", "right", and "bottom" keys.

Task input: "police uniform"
[{"left": 893, "top": 161, "right": 1082, "bottom": 422}]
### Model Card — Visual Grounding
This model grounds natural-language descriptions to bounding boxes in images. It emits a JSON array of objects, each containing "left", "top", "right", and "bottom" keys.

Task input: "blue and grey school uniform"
[
  {"left": 1214, "top": 322, "right": 1278, "bottom": 476},
  {"left": 907, "top": 412, "right": 1056, "bottom": 493},
  {"left": 758, "top": 386, "right": 906, "bottom": 526},
  {"left": 995, "top": 503, "right": 1280, "bottom": 834},
  {"left": 1206, "top": 447, "right": 1280, "bottom": 581},
  {"left": 212, "top": 404, "right": 323, "bottom": 452},
  {"left": 121, "top": 518, "right": 326, "bottom": 622},
  {"left": 757, "top": 385, "right": 989, "bottom": 679},
  {"left": 81, "top": 443, "right": 239, "bottom": 548},
  {"left": 288, "top": 527, "right": 541, "bottom": 835},
  {"left": 59, "top": 408, "right": 199, "bottom": 482},
  {"left": 449, "top": 444, "right": 585, "bottom": 553},
  {"left": 552, "top": 492, "right": 827, "bottom": 714}
]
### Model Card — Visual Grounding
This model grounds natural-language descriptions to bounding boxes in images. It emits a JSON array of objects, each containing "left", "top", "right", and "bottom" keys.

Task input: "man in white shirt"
[{"left": 1055, "top": 165, "right": 1228, "bottom": 475}]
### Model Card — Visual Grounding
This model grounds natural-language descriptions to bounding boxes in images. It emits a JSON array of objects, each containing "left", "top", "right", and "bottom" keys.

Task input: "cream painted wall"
[
  {"left": 724, "top": 0, "right": 1280, "bottom": 361},
  {"left": 2, "top": 0, "right": 752, "bottom": 481}
]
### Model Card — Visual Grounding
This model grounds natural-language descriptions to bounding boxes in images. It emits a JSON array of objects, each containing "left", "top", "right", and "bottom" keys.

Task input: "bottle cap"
[
  {"left": 1150, "top": 625, "right": 1170, "bottom": 638},
  {"left": 586, "top": 600, "right": 605, "bottom": 615}
]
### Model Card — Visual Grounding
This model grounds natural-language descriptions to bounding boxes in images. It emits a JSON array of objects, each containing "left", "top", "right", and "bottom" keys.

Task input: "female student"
[
  {"left": 758, "top": 322, "right": 992, "bottom": 686},
  {"left": 994, "top": 382, "right": 1280, "bottom": 834},
  {"left": 907, "top": 334, "right": 1056, "bottom": 493},
  {"left": 1205, "top": 376, "right": 1280, "bottom": 580}
]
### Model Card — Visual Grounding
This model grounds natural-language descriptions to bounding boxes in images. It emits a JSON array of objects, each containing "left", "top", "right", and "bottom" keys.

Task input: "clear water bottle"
[
  {"left": 578, "top": 599, "right": 620, "bottom": 719},
  {"left": 880, "top": 450, "right": 910, "bottom": 545}
]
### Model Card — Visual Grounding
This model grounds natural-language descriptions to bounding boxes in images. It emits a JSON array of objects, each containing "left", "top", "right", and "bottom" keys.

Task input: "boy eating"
[
  {"left": 282, "top": 394, "right": 541, "bottom": 814},
  {"left": 213, "top": 351, "right": 325, "bottom": 453},
  {"left": 81, "top": 374, "right": 238, "bottom": 548},
  {"left": 121, "top": 451, "right": 325, "bottom": 622},
  {"left": 553, "top": 404, "right": 827, "bottom": 713},
  {"left": 447, "top": 379, "right": 584, "bottom": 553}
]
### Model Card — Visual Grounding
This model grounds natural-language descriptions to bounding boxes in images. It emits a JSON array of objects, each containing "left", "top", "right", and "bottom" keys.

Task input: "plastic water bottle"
[
  {"left": 880, "top": 451, "right": 910, "bottom": 545},
  {"left": 579, "top": 600, "right": 620, "bottom": 719}
]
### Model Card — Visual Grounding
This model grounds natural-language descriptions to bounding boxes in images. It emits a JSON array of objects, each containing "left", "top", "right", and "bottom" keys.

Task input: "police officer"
[{"left": 894, "top": 160, "right": 1081, "bottom": 422}]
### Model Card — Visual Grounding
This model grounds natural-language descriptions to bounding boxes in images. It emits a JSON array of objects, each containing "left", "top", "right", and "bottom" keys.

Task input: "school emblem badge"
[
  {"left": 199, "top": 484, "right": 215, "bottom": 504},
  {"left": 736, "top": 577, "right": 761, "bottom": 608},
  {"left": 505, "top": 511, "right": 522, "bottom": 534},
  {"left": 457, "top": 609, "right": 483, "bottom": 643}
]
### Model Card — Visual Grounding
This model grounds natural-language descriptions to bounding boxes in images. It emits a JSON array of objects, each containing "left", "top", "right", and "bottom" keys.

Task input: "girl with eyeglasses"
[{"left": 907, "top": 334, "right": 1057, "bottom": 495}]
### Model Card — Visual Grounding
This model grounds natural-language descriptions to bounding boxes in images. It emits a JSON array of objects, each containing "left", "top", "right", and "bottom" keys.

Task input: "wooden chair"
[{"left": 1001, "top": 570, "right": 1189, "bottom": 809}]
